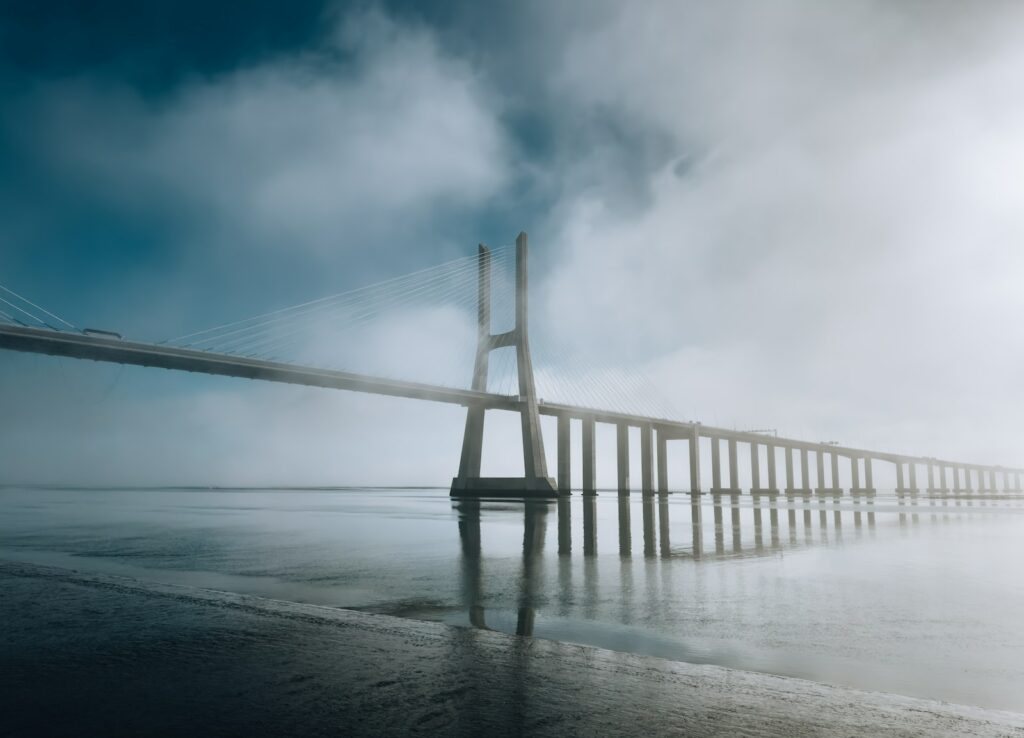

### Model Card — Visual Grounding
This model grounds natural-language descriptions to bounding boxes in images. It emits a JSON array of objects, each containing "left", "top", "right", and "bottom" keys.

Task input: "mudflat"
[{"left": 2, "top": 560, "right": 1023, "bottom": 737}]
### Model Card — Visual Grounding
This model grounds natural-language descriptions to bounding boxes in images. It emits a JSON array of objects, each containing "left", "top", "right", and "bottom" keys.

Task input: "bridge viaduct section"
[
  {"left": 1, "top": 228, "right": 1021, "bottom": 499},
  {"left": 542, "top": 413, "right": 1023, "bottom": 498}
]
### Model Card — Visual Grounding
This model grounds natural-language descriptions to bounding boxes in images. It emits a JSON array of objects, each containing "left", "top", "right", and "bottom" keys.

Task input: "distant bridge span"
[
  {"left": 2, "top": 231, "right": 1021, "bottom": 497},
  {"left": 2, "top": 320, "right": 1020, "bottom": 496}
]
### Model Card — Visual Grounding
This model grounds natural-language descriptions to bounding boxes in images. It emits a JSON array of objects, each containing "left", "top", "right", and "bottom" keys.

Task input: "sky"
[{"left": 2, "top": 0, "right": 1024, "bottom": 487}]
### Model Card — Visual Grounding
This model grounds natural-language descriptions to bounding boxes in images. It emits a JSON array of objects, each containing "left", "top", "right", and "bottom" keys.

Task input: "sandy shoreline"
[{"left": 2, "top": 559, "right": 1023, "bottom": 737}]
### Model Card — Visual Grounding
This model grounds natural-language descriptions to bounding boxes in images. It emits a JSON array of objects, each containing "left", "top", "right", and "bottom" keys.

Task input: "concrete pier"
[
  {"left": 907, "top": 462, "right": 919, "bottom": 494},
  {"left": 582, "top": 417, "right": 596, "bottom": 495},
  {"left": 451, "top": 235, "right": 559, "bottom": 498},
  {"left": 953, "top": 466, "right": 962, "bottom": 494},
  {"left": 786, "top": 448, "right": 812, "bottom": 496},
  {"left": 785, "top": 447, "right": 811, "bottom": 495},
  {"left": 617, "top": 423, "right": 630, "bottom": 494},
  {"left": 816, "top": 449, "right": 841, "bottom": 495},
  {"left": 750, "top": 439, "right": 778, "bottom": 495},
  {"left": 751, "top": 442, "right": 761, "bottom": 491},
  {"left": 557, "top": 415, "right": 570, "bottom": 495},
  {"left": 765, "top": 444, "right": 779, "bottom": 495},
  {"left": 640, "top": 425, "right": 653, "bottom": 495},
  {"left": 858, "top": 457, "right": 877, "bottom": 495},
  {"left": 895, "top": 461, "right": 906, "bottom": 493},
  {"left": 657, "top": 428, "right": 668, "bottom": 494},
  {"left": 729, "top": 439, "right": 741, "bottom": 493},
  {"left": 850, "top": 455, "right": 875, "bottom": 495},
  {"left": 688, "top": 425, "right": 702, "bottom": 494},
  {"left": 711, "top": 438, "right": 741, "bottom": 495},
  {"left": 711, "top": 437, "right": 722, "bottom": 491}
]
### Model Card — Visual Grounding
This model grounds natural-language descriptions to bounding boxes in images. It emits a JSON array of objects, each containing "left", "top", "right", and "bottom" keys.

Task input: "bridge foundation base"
[
  {"left": 751, "top": 488, "right": 780, "bottom": 497},
  {"left": 450, "top": 476, "right": 562, "bottom": 498},
  {"left": 814, "top": 488, "right": 843, "bottom": 496},
  {"left": 785, "top": 488, "right": 813, "bottom": 496},
  {"left": 850, "top": 487, "right": 877, "bottom": 496},
  {"left": 710, "top": 487, "right": 742, "bottom": 496}
]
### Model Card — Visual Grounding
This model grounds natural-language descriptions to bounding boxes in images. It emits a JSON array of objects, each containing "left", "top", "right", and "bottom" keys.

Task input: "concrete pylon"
[{"left": 450, "top": 233, "right": 560, "bottom": 498}]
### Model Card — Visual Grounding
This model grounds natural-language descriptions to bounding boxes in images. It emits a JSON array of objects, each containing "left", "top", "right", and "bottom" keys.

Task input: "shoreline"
[{"left": 3, "top": 559, "right": 1023, "bottom": 737}]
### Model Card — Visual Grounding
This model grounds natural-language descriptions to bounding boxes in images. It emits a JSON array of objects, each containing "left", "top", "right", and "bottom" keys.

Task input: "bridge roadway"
[{"left": 1, "top": 323, "right": 1020, "bottom": 482}]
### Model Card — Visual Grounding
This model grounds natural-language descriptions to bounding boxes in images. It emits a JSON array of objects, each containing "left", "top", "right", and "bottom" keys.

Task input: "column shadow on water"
[
  {"left": 454, "top": 490, "right": 900, "bottom": 645},
  {"left": 454, "top": 499, "right": 549, "bottom": 637}
]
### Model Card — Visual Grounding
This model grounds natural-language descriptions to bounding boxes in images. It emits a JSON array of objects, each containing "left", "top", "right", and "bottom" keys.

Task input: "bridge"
[{"left": 1, "top": 232, "right": 1021, "bottom": 497}]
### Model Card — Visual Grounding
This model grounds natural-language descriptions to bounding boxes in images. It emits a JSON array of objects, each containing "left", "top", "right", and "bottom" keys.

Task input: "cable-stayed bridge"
[{"left": 1, "top": 233, "right": 1021, "bottom": 497}]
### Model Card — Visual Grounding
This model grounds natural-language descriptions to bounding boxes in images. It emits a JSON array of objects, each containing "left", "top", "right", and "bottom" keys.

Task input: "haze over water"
[{"left": 3, "top": 486, "right": 1023, "bottom": 713}]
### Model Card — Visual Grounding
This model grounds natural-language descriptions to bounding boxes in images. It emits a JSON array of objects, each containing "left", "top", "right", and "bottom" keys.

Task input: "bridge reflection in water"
[{"left": 453, "top": 490, "right": 1017, "bottom": 638}]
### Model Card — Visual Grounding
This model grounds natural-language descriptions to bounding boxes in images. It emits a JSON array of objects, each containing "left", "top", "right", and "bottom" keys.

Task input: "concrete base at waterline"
[
  {"left": 751, "top": 488, "right": 781, "bottom": 497},
  {"left": 814, "top": 488, "right": 843, "bottom": 496},
  {"left": 450, "top": 476, "right": 562, "bottom": 498},
  {"left": 849, "top": 488, "right": 877, "bottom": 496},
  {"left": 710, "top": 488, "right": 743, "bottom": 496},
  {"left": 785, "top": 488, "right": 814, "bottom": 496}
]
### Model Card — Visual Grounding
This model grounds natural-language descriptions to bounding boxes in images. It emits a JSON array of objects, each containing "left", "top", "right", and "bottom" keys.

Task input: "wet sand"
[{"left": 3, "top": 559, "right": 1023, "bottom": 738}]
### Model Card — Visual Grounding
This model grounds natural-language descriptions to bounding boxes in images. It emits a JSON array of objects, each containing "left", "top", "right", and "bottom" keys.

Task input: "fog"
[{"left": 2, "top": 1, "right": 1023, "bottom": 485}]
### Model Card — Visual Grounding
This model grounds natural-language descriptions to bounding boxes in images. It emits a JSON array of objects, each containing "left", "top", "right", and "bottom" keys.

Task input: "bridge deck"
[{"left": 0, "top": 324, "right": 1016, "bottom": 474}]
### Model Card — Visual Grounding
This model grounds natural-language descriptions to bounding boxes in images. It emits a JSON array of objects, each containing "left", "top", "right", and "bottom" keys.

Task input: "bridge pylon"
[{"left": 450, "top": 232, "right": 561, "bottom": 498}]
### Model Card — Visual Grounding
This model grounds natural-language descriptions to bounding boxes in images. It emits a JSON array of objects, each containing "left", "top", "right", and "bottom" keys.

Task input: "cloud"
[
  {"left": 6, "top": 1, "right": 1024, "bottom": 485},
  {"left": 532, "top": 1, "right": 1024, "bottom": 463},
  {"left": 23, "top": 8, "right": 509, "bottom": 255}
]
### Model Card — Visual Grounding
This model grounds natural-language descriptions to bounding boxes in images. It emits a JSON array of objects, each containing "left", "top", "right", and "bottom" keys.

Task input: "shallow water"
[{"left": 2, "top": 486, "right": 1023, "bottom": 711}]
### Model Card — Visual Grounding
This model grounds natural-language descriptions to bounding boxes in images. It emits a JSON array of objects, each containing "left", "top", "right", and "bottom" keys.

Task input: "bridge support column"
[
  {"left": 641, "top": 425, "right": 654, "bottom": 496},
  {"left": 966, "top": 467, "right": 976, "bottom": 493},
  {"left": 657, "top": 428, "right": 669, "bottom": 493},
  {"left": 788, "top": 448, "right": 812, "bottom": 495},
  {"left": 940, "top": 465, "right": 949, "bottom": 493},
  {"left": 688, "top": 425, "right": 702, "bottom": 493},
  {"left": 582, "top": 417, "right": 596, "bottom": 495},
  {"left": 1004, "top": 470, "right": 1010, "bottom": 492},
  {"left": 907, "top": 462, "right": 919, "bottom": 494},
  {"left": 895, "top": 460, "right": 906, "bottom": 493},
  {"left": 762, "top": 443, "right": 779, "bottom": 495},
  {"left": 815, "top": 448, "right": 826, "bottom": 493},
  {"left": 952, "top": 466, "right": 962, "bottom": 494},
  {"left": 711, "top": 437, "right": 722, "bottom": 491},
  {"left": 617, "top": 423, "right": 630, "bottom": 494},
  {"left": 830, "top": 452, "right": 841, "bottom": 494},
  {"left": 750, "top": 442, "right": 760, "bottom": 493},
  {"left": 863, "top": 456, "right": 875, "bottom": 495},
  {"left": 726, "top": 439, "right": 740, "bottom": 494},
  {"left": 1016, "top": 471, "right": 1021, "bottom": 491},
  {"left": 557, "top": 415, "right": 571, "bottom": 494},
  {"left": 451, "top": 235, "right": 559, "bottom": 498},
  {"left": 927, "top": 463, "right": 936, "bottom": 492},
  {"left": 989, "top": 469, "right": 997, "bottom": 493}
]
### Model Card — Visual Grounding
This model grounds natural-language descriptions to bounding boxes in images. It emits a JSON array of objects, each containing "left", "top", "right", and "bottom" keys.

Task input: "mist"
[{"left": 3, "top": 1, "right": 1024, "bottom": 485}]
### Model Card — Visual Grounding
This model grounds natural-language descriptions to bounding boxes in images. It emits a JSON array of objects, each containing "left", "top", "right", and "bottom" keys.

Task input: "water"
[{"left": 2, "top": 486, "right": 1024, "bottom": 712}]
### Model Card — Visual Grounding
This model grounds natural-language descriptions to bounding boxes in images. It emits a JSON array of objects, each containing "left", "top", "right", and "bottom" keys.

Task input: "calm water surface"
[{"left": 2, "top": 487, "right": 1023, "bottom": 712}]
